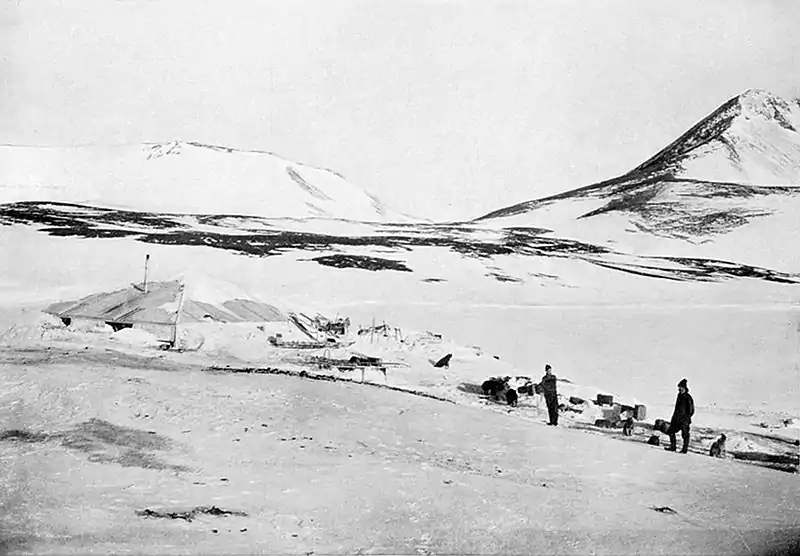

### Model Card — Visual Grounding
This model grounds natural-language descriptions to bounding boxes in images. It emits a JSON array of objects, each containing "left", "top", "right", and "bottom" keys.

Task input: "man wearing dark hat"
[
  {"left": 540, "top": 364, "right": 559, "bottom": 426},
  {"left": 665, "top": 378, "right": 694, "bottom": 453}
]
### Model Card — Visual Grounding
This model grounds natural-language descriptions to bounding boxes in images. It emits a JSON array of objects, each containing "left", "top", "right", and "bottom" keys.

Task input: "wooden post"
[{"left": 143, "top": 254, "right": 150, "bottom": 293}]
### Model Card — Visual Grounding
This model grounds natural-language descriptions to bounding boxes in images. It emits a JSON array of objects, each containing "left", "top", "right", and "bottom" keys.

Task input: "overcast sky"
[{"left": 2, "top": 0, "right": 799, "bottom": 220}]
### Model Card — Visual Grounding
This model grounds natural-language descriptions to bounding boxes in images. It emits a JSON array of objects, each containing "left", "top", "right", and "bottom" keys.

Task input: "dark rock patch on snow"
[{"left": 312, "top": 254, "right": 412, "bottom": 272}]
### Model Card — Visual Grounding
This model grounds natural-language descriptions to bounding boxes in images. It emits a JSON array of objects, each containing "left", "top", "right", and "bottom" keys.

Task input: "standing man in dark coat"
[
  {"left": 665, "top": 378, "right": 694, "bottom": 453},
  {"left": 540, "top": 364, "right": 559, "bottom": 426}
]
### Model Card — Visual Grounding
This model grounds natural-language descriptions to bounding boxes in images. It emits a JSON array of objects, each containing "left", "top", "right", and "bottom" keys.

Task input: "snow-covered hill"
[
  {"left": 473, "top": 90, "right": 800, "bottom": 270},
  {"left": 0, "top": 141, "right": 411, "bottom": 222},
  {"left": 636, "top": 89, "right": 800, "bottom": 185}
]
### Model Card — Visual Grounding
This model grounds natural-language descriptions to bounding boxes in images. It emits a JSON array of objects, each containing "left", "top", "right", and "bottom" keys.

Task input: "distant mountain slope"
[
  {"left": 474, "top": 90, "right": 800, "bottom": 257},
  {"left": 1, "top": 90, "right": 798, "bottom": 295},
  {"left": 634, "top": 89, "right": 800, "bottom": 185},
  {"left": 0, "top": 141, "right": 410, "bottom": 222},
  {"left": 1, "top": 201, "right": 797, "bottom": 288},
  {"left": 477, "top": 89, "right": 800, "bottom": 222}
]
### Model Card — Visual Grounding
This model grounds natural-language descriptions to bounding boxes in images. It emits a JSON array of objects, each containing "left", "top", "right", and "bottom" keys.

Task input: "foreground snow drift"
[{"left": 1, "top": 350, "right": 798, "bottom": 555}]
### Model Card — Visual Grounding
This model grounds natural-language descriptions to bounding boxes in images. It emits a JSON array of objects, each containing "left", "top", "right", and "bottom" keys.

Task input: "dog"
[
  {"left": 482, "top": 377, "right": 512, "bottom": 400},
  {"left": 709, "top": 433, "right": 727, "bottom": 458},
  {"left": 653, "top": 419, "right": 670, "bottom": 435},
  {"left": 505, "top": 388, "right": 518, "bottom": 407},
  {"left": 482, "top": 379, "right": 504, "bottom": 398},
  {"left": 433, "top": 353, "right": 453, "bottom": 369},
  {"left": 622, "top": 417, "right": 634, "bottom": 437}
]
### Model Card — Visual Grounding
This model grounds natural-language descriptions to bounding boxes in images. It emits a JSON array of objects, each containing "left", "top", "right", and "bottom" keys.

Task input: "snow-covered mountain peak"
[
  {"left": 735, "top": 89, "right": 798, "bottom": 130},
  {"left": 473, "top": 88, "right": 800, "bottom": 250},
  {"left": 630, "top": 89, "right": 800, "bottom": 185}
]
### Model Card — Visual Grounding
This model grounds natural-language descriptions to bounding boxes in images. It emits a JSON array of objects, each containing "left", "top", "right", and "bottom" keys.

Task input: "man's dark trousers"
[
  {"left": 667, "top": 422, "right": 690, "bottom": 453},
  {"left": 545, "top": 393, "right": 558, "bottom": 425}
]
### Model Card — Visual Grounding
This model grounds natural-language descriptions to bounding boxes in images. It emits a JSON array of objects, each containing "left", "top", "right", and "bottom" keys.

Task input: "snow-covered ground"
[
  {"left": 1, "top": 340, "right": 798, "bottom": 555},
  {"left": 1, "top": 242, "right": 798, "bottom": 556}
]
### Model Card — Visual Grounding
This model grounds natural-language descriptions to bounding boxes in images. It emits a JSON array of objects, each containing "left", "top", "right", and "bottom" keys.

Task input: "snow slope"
[
  {"left": 635, "top": 89, "right": 800, "bottom": 185},
  {"left": 0, "top": 141, "right": 411, "bottom": 222},
  {"left": 2, "top": 358, "right": 798, "bottom": 555},
  {"left": 477, "top": 179, "right": 800, "bottom": 272},
  {"left": 1, "top": 225, "right": 797, "bottom": 421},
  {"left": 474, "top": 90, "right": 800, "bottom": 271}
]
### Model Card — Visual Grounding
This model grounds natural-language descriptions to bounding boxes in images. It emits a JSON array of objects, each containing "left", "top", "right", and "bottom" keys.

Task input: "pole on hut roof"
[{"left": 143, "top": 254, "right": 150, "bottom": 293}]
